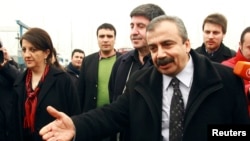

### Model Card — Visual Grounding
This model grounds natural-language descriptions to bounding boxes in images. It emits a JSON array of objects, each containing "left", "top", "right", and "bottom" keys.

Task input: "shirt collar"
[
  {"left": 99, "top": 50, "right": 117, "bottom": 60},
  {"left": 163, "top": 55, "right": 194, "bottom": 90},
  {"left": 131, "top": 49, "right": 151, "bottom": 65}
]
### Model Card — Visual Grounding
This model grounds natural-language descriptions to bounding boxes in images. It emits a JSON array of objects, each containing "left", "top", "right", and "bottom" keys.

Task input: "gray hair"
[{"left": 146, "top": 15, "right": 188, "bottom": 43}]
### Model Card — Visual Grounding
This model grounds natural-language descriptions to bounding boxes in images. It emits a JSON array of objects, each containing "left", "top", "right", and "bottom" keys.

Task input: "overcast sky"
[{"left": 0, "top": 0, "right": 250, "bottom": 60}]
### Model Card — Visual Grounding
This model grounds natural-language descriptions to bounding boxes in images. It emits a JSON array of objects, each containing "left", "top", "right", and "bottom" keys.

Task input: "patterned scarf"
[{"left": 24, "top": 65, "right": 50, "bottom": 132}]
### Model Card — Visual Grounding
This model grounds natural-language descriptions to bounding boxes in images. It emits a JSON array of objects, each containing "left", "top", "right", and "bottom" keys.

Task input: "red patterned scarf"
[{"left": 24, "top": 65, "right": 50, "bottom": 132}]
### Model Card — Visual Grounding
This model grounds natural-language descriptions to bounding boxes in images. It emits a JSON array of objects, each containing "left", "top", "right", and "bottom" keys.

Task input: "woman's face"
[{"left": 21, "top": 39, "right": 50, "bottom": 71}]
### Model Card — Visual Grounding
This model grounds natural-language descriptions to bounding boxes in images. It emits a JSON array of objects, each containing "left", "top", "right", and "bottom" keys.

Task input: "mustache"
[
  {"left": 131, "top": 36, "right": 142, "bottom": 40},
  {"left": 156, "top": 57, "right": 174, "bottom": 66}
]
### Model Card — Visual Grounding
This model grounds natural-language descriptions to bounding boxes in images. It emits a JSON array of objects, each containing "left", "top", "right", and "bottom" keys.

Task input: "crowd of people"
[{"left": 0, "top": 3, "right": 250, "bottom": 141}]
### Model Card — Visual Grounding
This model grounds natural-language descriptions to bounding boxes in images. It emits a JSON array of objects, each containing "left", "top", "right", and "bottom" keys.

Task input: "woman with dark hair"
[{"left": 2, "top": 27, "right": 81, "bottom": 141}]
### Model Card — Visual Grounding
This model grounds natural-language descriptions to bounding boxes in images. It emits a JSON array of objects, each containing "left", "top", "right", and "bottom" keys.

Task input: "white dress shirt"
[{"left": 162, "top": 56, "right": 194, "bottom": 141}]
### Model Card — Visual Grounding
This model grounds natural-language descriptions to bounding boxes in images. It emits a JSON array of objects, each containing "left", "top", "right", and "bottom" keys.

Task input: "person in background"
[
  {"left": 77, "top": 23, "right": 121, "bottom": 141},
  {"left": 109, "top": 4, "right": 165, "bottom": 140},
  {"left": 65, "top": 49, "right": 84, "bottom": 84},
  {"left": 195, "top": 13, "right": 235, "bottom": 63},
  {"left": 222, "top": 26, "right": 250, "bottom": 116},
  {"left": 51, "top": 47, "right": 65, "bottom": 71},
  {"left": 39, "top": 15, "right": 249, "bottom": 141},
  {"left": 109, "top": 3, "right": 165, "bottom": 103},
  {"left": 1, "top": 27, "right": 81, "bottom": 141},
  {"left": 0, "top": 47, "right": 19, "bottom": 141}
]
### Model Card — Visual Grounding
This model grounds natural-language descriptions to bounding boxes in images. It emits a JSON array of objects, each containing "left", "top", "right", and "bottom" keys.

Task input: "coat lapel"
[
  {"left": 134, "top": 67, "right": 163, "bottom": 124},
  {"left": 37, "top": 67, "right": 59, "bottom": 107},
  {"left": 184, "top": 50, "right": 223, "bottom": 129}
]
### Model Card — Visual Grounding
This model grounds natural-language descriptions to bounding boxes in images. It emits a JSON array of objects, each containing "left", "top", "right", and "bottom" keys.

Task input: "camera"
[{"left": 0, "top": 41, "right": 4, "bottom": 64}]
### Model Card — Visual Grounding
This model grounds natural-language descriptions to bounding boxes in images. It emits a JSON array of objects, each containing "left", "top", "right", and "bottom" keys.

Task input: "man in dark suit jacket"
[
  {"left": 77, "top": 23, "right": 121, "bottom": 141},
  {"left": 65, "top": 48, "right": 85, "bottom": 86},
  {"left": 40, "top": 15, "right": 250, "bottom": 141},
  {"left": 195, "top": 13, "right": 235, "bottom": 63},
  {"left": 109, "top": 3, "right": 165, "bottom": 103},
  {"left": 78, "top": 23, "right": 121, "bottom": 113}
]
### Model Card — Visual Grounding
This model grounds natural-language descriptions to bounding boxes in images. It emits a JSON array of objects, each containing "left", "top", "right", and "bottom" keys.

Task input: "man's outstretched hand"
[{"left": 39, "top": 106, "right": 76, "bottom": 141}]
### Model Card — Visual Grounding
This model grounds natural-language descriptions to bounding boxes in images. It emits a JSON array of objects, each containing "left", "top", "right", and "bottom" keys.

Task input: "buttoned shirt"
[{"left": 162, "top": 56, "right": 194, "bottom": 141}]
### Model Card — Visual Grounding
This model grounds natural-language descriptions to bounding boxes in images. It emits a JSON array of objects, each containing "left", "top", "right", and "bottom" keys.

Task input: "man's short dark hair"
[
  {"left": 202, "top": 13, "right": 227, "bottom": 34},
  {"left": 96, "top": 23, "right": 116, "bottom": 37},
  {"left": 240, "top": 26, "right": 250, "bottom": 44},
  {"left": 130, "top": 3, "right": 165, "bottom": 21},
  {"left": 71, "top": 49, "right": 84, "bottom": 58}
]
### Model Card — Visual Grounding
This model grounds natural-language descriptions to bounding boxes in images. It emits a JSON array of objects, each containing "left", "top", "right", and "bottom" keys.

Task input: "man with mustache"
[
  {"left": 195, "top": 13, "right": 235, "bottom": 63},
  {"left": 157, "top": 57, "right": 174, "bottom": 66},
  {"left": 39, "top": 15, "right": 249, "bottom": 141}
]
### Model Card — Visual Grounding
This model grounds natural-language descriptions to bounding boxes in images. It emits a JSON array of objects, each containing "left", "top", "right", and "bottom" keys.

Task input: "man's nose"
[
  {"left": 208, "top": 33, "right": 214, "bottom": 38},
  {"left": 131, "top": 27, "right": 139, "bottom": 35}
]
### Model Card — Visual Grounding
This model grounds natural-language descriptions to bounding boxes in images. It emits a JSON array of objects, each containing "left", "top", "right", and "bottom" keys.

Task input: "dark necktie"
[{"left": 169, "top": 77, "right": 184, "bottom": 141}]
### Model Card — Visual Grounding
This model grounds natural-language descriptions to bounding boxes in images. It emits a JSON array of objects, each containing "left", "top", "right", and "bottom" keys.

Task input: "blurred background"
[{"left": 0, "top": 0, "right": 249, "bottom": 67}]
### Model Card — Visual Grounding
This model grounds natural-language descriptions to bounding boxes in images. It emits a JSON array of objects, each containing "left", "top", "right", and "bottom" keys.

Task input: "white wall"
[{"left": 0, "top": 0, "right": 249, "bottom": 58}]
